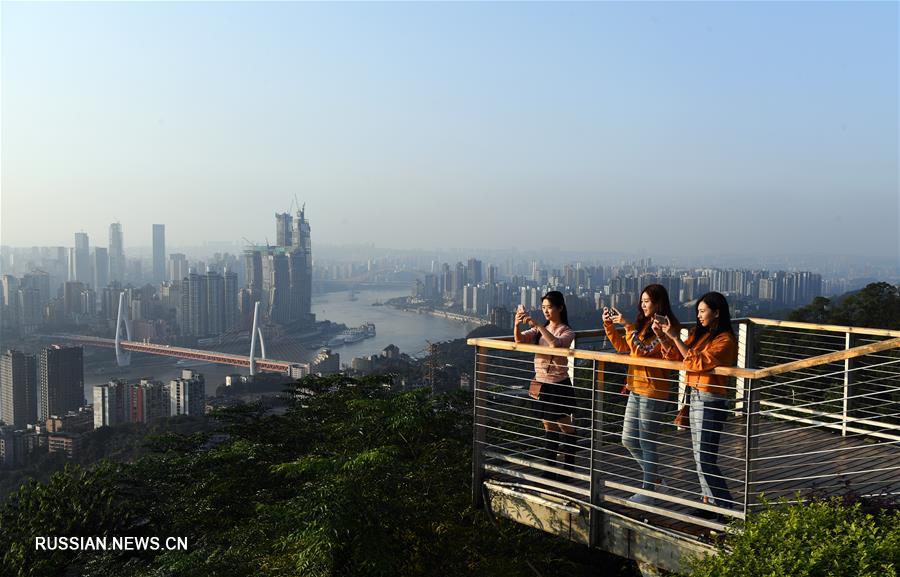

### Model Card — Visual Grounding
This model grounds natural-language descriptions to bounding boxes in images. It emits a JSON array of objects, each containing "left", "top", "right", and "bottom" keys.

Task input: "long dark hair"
[
  {"left": 691, "top": 291, "right": 734, "bottom": 341},
  {"left": 635, "top": 284, "right": 679, "bottom": 337},
  {"left": 541, "top": 291, "right": 569, "bottom": 327}
]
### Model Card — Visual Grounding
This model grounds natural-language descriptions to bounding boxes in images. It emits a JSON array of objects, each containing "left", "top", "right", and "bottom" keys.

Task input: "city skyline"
[{"left": 1, "top": 2, "right": 897, "bottom": 260}]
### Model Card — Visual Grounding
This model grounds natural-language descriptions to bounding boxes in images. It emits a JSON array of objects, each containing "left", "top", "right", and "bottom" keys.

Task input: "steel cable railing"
[{"left": 471, "top": 320, "right": 900, "bottom": 537}]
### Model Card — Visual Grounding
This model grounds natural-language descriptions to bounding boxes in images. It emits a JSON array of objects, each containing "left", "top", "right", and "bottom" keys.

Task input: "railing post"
[
  {"left": 842, "top": 333, "right": 857, "bottom": 437},
  {"left": 677, "top": 327, "right": 689, "bottom": 419},
  {"left": 736, "top": 321, "right": 756, "bottom": 413},
  {"left": 743, "top": 378, "right": 760, "bottom": 516},
  {"left": 472, "top": 345, "right": 487, "bottom": 509},
  {"left": 589, "top": 359, "right": 604, "bottom": 547}
]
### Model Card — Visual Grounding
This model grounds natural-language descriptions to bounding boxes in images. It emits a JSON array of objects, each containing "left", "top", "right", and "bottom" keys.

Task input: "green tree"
[
  {"left": 0, "top": 374, "right": 637, "bottom": 577},
  {"left": 831, "top": 282, "right": 900, "bottom": 330},
  {"left": 787, "top": 296, "right": 832, "bottom": 325}
]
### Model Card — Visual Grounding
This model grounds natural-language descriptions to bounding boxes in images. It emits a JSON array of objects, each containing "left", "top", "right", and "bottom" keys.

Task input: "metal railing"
[{"left": 469, "top": 319, "right": 900, "bottom": 538}]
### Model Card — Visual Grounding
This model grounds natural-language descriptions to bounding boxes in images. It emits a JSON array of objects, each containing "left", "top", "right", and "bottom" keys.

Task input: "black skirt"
[{"left": 532, "top": 377, "right": 576, "bottom": 421}]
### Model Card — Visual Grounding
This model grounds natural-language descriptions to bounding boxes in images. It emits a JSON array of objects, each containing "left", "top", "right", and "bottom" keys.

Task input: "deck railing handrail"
[
  {"left": 468, "top": 329, "right": 900, "bottom": 380},
  {"left": 748, "top": 317, "right": 900, "bottom": 338},
  {"left": 753, "top": 336, "right": 900, "bottom": 380}
]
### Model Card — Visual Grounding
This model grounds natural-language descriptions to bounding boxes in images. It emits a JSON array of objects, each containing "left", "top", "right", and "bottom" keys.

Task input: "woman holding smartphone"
[
  {"left": 515, "top": 291, "right": 577, "bottom": 475},
  {"left": 657, "top": 291, "right": 737, "bottom": 514},
  {"left": 603, "top": 284, "right": 679, "bottom": 504}
]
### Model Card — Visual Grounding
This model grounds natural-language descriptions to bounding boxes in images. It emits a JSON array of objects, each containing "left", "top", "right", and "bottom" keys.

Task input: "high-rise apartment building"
[
  {"left": 152, "top": 224, "right": 166, "bottom": 283},
  {"left": 181, "top": 271, "right": 207, "bottom": 337},
  {"left": 17, "top": 288, "right": 42, "bottom": 335},
  {"left": 108, "top": 222, "right": 125, "bottom": 283},
  {"left": 223, "top": 268, "right": 238, "bottom": 331},
  {"left": 93, "top": 380, "right": 127, "bottom": 428},
  {"left": 168, "top": 253, "right": 187, "bottom": 283},
  {"left": 169, "top": 370, "right": 205, "bottom": 416},
  {"left": 467, "top": 258, "right": 483, "bottom": 285},
  {"left": 94, "top": 378, "right": 170, "bottom": 428},
  {"left": 21, "top": 271, "right": 50, "bottom": 308},
  {"left": 128, "top": 379, "right": 169, "bottom": 423},
  {"left": 39, "top": 345, "right": 84, "bottom": 421},
  {"left": 179, "top": 268, "right": 238, "bottom": 337},
  {"left": 206, "top": 269, "right": 224, "bottom": 336},
  {"left": 0, "top": 350, "right": 38, "bottom": 428},
  {"left": 72, "top": 232, "right": 91, "bottom": 284},
  {"left": 93, "top": 247, "right": 109, "bottom": 291},
  {"left": 63, "top": 281, "right": 85, "bottom": 318}
]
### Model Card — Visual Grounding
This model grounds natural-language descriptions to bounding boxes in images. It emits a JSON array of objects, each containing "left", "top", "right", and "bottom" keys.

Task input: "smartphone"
[
  {"left": 516, "top": 304, "right": 526, "bottom": 314},
  {"left": 653, "top": 313, "right": 668, "bottom": 324}
]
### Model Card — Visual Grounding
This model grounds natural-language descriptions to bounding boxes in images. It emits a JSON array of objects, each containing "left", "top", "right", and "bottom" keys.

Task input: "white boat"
[
  {"left": 176, "top": 359, "right": 213, "bottom": 367},
  {"left": 328, "top": 323, "right": 376, "bottom": 347}
]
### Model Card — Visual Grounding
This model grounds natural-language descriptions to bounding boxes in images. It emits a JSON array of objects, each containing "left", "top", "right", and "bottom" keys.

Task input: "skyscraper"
[
  {"left": 223, "top": 268, "right": 238, "bottom": 331},
  {"left": 39, "top": 345, "right": 84, "bottom": 421},
  {"left": 108, "top": 222, "right": 125, "bottom": 283},
  {"left": 152, "top": 224, "right": 166, "bottom": 283},
  {"left": 242, "top": 207, "right": 313, "bottom": 328},
  {"left": 93, "top": 247, "right": 109, "bottom": 291},
  {"left": 262, "top": 251, "right": 290, "bottom": 324},
  {"left": 243, "top": 249, "right": 263, "bottom": 304},
  {"left": 73, "top": 232, "right": 91, "bottom": 284},
  {"left": 1, "top": 350, "right": 38, "bottom": 428},
  {"left": 292, "top": 205, "right": 313, "bottom": 319},
  {"left": 275, "top": 212, "right": 292, "bottom": 246}
]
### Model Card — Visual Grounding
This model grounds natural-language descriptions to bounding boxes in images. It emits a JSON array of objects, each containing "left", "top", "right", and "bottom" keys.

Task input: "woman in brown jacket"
[{"left": 604, "top": 284, "right": 679, "bottom": 503}]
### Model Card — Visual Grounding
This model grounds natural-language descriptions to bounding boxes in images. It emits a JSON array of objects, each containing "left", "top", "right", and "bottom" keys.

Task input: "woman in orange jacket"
[
  {"left": 659, "top": 291, "right": 738, "bottom": 513},
  {"left": 603, "top": 284, "right": 679, "bottom": 503}
]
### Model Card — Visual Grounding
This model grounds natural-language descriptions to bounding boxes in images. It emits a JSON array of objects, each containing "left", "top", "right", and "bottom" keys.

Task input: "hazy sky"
[{"left": 2, "top": 1, "right": 898, "bottom": 260}]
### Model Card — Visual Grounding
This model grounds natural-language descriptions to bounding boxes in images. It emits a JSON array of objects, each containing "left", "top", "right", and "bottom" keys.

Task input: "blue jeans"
[
  {"left": 621, "top": 392, "right": 667, "bottom": 489},
  {"left": 689, "top": 389, "right": 734, "bottom": 507}
]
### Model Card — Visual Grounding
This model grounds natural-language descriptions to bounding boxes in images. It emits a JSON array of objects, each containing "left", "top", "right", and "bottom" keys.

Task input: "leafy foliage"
[
  {"left": 688, "top": 497, "right": 900, "bottom": 577},
  {"left": 788, "top": 282, "right": 900, "bottom": 330},
  {"left": 0, "top": 374, "right": 636, "bottom": 577}
]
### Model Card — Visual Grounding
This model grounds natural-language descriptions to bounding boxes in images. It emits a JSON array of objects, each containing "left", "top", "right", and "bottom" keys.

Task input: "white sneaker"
[
  {"left": 628, "top": 492, "right": 654, "bottom": 505},
  {"left": 654, "top": 480, "right": 671, "bottom": 495}
]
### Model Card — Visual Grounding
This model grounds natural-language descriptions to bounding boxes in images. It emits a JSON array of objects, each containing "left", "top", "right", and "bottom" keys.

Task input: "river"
[{"left": 82, "top": 287, "right": 480, "bottom": 398}]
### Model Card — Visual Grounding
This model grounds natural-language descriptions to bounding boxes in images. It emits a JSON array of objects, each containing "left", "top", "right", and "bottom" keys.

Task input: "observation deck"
[{"left": 468, "top": 318, "right": 900, "bottom": 573}]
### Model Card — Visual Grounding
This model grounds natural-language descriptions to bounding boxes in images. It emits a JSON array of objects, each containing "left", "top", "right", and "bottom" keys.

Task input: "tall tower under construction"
[{"left": 243, "top": 204, "right": 314, "bottom": 329}]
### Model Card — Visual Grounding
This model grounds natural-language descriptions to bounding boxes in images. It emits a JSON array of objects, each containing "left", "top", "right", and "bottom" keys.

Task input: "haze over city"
[{"left": 2, "top": 1, "right": 897, "bottom": 262}]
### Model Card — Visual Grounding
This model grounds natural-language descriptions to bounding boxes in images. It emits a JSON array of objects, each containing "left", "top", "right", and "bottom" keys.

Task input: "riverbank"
[{"left": 384, "top": 297, "right": 487, "bottom": 326}]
